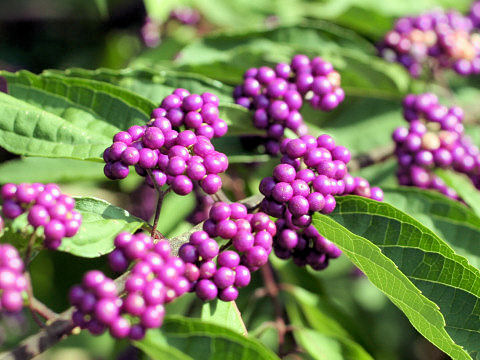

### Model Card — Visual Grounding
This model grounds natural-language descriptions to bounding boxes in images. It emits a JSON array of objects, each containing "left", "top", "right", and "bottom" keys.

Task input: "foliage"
[{"left": 1, "top": 1, "right": 480, "bottom": 360}]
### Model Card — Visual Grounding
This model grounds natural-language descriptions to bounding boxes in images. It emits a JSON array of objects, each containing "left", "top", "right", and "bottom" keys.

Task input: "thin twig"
[
  {"left": 211, "top": 189, "right": 231, "bottom": 203},
  {"left": 146, "top": 169, "right": 170, "bottom": 239},
  {"left": 151, "top": 191, "right": 166, "bottom": 239},
  {"left": 23, "top": 233, "right": 36, "bottom": 265},
  {"left": 219, "top": 240, "right": 232, "bottom": 252},
  {"left": 347, "top": 144, "right": 395, "bottom": 172},
  {"left": 24, "top": 273, "right": 46, "bottom": 329},
  {"left": 29, "top": 297, "right": 58, "bottom": 321}
]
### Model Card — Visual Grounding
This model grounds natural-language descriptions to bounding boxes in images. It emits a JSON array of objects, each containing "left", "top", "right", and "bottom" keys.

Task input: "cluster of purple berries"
[
  {"left": 179, "top": 202, "right": 275, "bottom": 302},
  {"left": 0, "top": 244, "right": 27, "bottom": 313},
  {"left": 72, "top": 233, "right": 189, "bottom": 339},
  {"left": 259, "top": 134, "right": 383, "bottom": 270},
  {"left": 103, "top": 90, "right": 228, "bottom": 196},
  {"left": 233, "top": 55, "right": 344, "bottom": 155},
  {"left": 393, "top": 93, "right": 480, "bottom": 198},
  {"left": 1, "top": 183, "right": 81, "bottom": 250},
  {"left": 378, "top": 9, "right": 480, "bottom": 77},
  {"left": 274, "top": 220, "right": 341, "bottom": 270}
]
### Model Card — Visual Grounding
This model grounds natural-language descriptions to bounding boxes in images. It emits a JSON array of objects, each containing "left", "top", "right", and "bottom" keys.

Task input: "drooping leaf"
[
  {"left": 135, "top": 316, "right": 280, "bottom": 360},
  {"left": 61, "top": 197, "right": 146, "bottom": 257},
  {"left": 201, "top": 300, "right": 247, "bottom": 335},
  {"left": 313, "top": 195, "right": 480, "bottom": 359},
  {"left": 383, "top": 187, "right": 480, "bottom": 268},
  {"left": 436, "top": 169, "right": 480, "bottom": 218},
  {"left": 284, "top": 286, "right": 374, "bottom": 360}
]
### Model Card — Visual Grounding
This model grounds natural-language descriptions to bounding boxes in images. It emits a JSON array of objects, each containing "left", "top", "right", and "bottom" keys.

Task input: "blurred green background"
[{"left": 1, "top": 0, "right": 476, "bottom": 359}]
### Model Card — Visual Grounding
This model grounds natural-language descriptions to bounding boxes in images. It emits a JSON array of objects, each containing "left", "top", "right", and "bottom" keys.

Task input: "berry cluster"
[
  {"left": 72, "top": 233, "right": 188, "bottom": 339},
  {"left": 274, "top": 221, "right": 341, "bottom": 270},
  {"left": 393, "top": 93, "right": 480, "bottom": 198},
  {"left": 470, "top": 1, "right": 480, "bottom": 29},
  {"left": 179, "top": 202, "right": 275, "bottom": 302},
  {"left": 103, "top": 90, "right": 228, "bottom": 196},
  {"left": 141, "top": 8, "right": 200, "bottom": 48},
  {"left": 259, "top": 134, "right": 383, "bottom": 270},
  {"left": 0, "top": 244, "right": 27, "bottom": 313},
  {"left": 378, "top": 10, "right": 480, "bottom": 77},
  {"left": 70, "top": 271, "right": 127, "bottom": 338},
  {"left": 1, "top": 183, "right": 81, "bottom": 250},
  {"left": 233, "top": 55, "right": 344, "bottom": 155}
]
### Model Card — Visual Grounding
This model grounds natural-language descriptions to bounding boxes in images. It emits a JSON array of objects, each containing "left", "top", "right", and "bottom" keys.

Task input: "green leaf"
[
  {"left": 45, "top": 68, "right": 262, "bottom": 136},
  {"left": 2, "top": 70, "right": 154, "bottom": 138},
  {"left": 313, "top": 196, "right": 480, "bottom": 359},
  {"left": 61, "top": 197, "right": 146, "bottom": 257},
  {"left": 44, "top": 68, "right": 234, "bottom": 103},
  {"left": 0, "top": 157, "right": 105, "bottom": 184},
  {"left": 135, "top": 23, "right": 411, "bottom": 98},
  {"left": 0, "top": 92, "right": 108, "bottom": 160},
  {"left": 144, "top": 0, "right": 184, "bottom": 22},
  {"left": 0, "top": 70, "right": 155, "bottom": 160},
  {"left": 284, "top": 286, "right": 374, "bottom": 360},
  {"left": 295, "top": 328, "right": 366, "bottom": 360},
  {"left": 201, "top": 300, "right": 247, "bottom": 335},
  {"left": 436, "top": 169, "right": 480, "bottom": 218},
  {"left": 158, "top": 192, "right": 196, "bottom": 236},
  {"left": 383, "top": 187, "right": 480, "bottom": 268},
  {"left": 135, "top": 316, "right": 280, "bottom": 360},
  {"left": 314, "top": 98, "right": 403, "bottom": 155}
]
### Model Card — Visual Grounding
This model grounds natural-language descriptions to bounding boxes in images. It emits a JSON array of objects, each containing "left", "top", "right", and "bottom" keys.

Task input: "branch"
[
  {"left": 211, "top": 189, "right": 231, "bottom": 203},
  {"left": 0, "top": 309, "right": 74, "bottom": 360},
  {"left": 347, "top": 144, "right": 394, "bottom": 172},
  {"left": 29, "top": 297, "right": 58, "bottom": 321}
]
